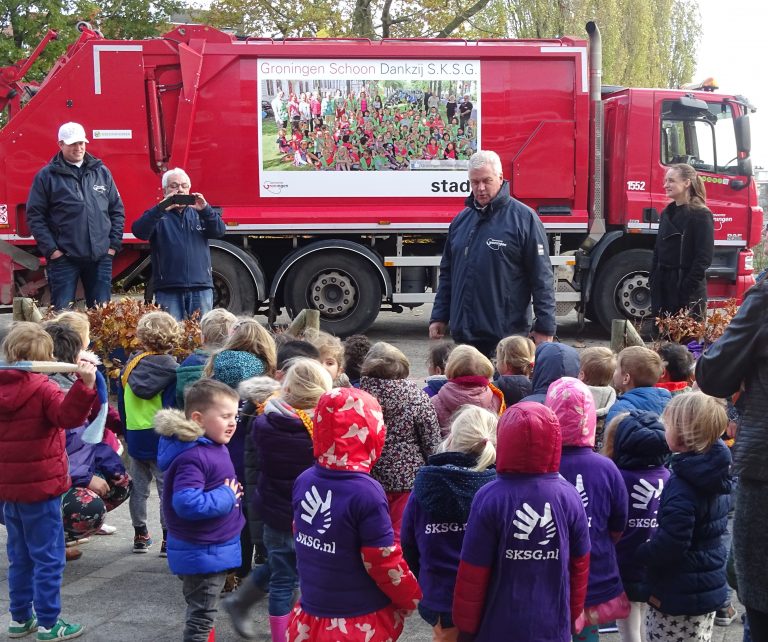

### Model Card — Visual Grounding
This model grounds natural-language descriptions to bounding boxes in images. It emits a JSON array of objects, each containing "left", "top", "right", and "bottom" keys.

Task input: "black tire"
[
  {"left": 284, "top": 252, "right": 382, "bottom": 337},
  {"left": 592, "top": 248, "right": 654, "bottom": 333},
  {"left": 211, "top": 249, "right": 257, "bottom": 315}
]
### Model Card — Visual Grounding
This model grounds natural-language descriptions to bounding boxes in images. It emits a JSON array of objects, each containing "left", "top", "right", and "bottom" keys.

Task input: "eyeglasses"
[{"left": 168, "top": 182, "right": 190, "bottom": 189}]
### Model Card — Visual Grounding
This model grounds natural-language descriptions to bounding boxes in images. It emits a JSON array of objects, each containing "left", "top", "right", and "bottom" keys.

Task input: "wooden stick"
[{"left": 0, "top": 361, "right": 79, "bottom": 373}]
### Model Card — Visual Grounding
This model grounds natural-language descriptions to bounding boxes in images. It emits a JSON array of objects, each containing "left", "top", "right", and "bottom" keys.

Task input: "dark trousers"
[
  {"left": 47, "top": 254, "right": 113, "bottom": 309},
  {"left": 181, "top": 572, "right": 228, "bottom": 642}
]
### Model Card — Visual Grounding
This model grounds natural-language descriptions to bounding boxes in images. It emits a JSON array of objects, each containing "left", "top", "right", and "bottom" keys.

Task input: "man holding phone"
[{"left": 132, "top": 168, "right": 226, "bottom": 320}]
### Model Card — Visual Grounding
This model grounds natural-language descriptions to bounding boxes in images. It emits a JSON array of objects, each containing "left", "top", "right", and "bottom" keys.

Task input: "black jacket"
[
  {"left": 637, "top": 441, "right": 732, "bottom": 616},
  {"left": 26, "top": 152, "right": 125, "bottom": 261},
  {"left": 696, "top": 279, "right": 768, "bottom": 482},
  {"left": 649, "top": 202, "right": 714, "bottom": 317},
  {"left": 431, "top": 181, "right": 556, "bottom": 343},
  {"left": 132, "top": 203, "right": 225, "bottom": 290}
]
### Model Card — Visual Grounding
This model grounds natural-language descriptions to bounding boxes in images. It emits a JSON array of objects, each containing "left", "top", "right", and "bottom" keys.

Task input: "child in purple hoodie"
[
  {"left": 401, "top": 405, "right": 498, "bottom": 639},
  {"left": 155, "top": 379, "right": 246, "bottom": 642},
  {"left": 288, "top": 388, "right": 422, "bottom": 641},
  {"left": 546, "top": 377, "right": 630, "bottom": 641},
  {"left": 453, "top": 402, "right": 591, "bottom": 641},
  {"left": 602, "top": 410, "right": 671, "bottom": 642}
]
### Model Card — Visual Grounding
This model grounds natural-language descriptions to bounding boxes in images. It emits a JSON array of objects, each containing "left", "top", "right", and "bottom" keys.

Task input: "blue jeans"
[
  {"left": 251, "top": 524, "right": 297, "bottom": 616},
  {"left": 4, "top": 497, "right": 66, "bottom": 628},
  {"left": 47, "top": 254, "right": 113, "bottom": 309},
  {"left": 154, "top": 288, "right": 213, "bottom": 321}
]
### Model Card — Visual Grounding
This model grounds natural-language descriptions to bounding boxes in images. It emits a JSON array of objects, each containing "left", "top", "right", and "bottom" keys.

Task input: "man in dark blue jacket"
[
  {"left": 26, "top": 122, "right": 125, "bottom": 309},
  {"left": 429, "top": 150, "right": 556, "bottom": 357},
  {"left": 132, "top": 168, "right": 226, "bottom": 320}
]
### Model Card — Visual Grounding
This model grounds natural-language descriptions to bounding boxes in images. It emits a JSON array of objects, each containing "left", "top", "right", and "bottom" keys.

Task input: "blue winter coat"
[
  {"left": 519, "top": 342, "right": 580, "bottom": 404},
  {"left": 636, "top": 440, "right": 732, "bottom": 616},
  {"left": 131, "top": 203, "right": 225, "bottom": 291},
  {"left": 26, "top": 152, "right": 125, "bottom": 261},
  {"left": 605, "top": 387, "right": 672, "bottom": 426},
  {"left": 430, "top": 181, "right": 556, "bottom": 344},
  {"left": 493, "top": 374, "right": 532, "bottom": 407},
  {"left": 66, "top": 425, "right": 126, "bottom": 487},
  {"left": 158, "top": 434, "right": 244, "bottom": 576}
]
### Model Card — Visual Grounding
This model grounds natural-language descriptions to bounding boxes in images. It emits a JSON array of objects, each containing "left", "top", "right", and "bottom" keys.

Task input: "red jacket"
[{"left": 0, "top": 370, "right": 97, "bottom": 502}]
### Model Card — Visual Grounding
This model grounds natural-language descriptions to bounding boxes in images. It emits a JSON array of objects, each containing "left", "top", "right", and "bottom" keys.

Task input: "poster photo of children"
[{"left": 257, "top": 57, "right": 480, "bottom": 198}]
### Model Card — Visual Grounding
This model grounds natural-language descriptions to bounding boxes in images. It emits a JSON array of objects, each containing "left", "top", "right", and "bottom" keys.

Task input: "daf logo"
[{"left": 486, "top": 238, "right": 507, "bottom": 251}]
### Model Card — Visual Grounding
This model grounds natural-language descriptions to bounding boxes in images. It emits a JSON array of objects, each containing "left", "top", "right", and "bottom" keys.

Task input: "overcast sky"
[{"left": 695, "top": 0, "right": 765, "bottom": 167}]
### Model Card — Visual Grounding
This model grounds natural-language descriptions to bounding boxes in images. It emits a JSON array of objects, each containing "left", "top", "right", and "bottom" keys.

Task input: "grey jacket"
[{"left": 696, "top": 279, "right": 768, "bottom": 481}]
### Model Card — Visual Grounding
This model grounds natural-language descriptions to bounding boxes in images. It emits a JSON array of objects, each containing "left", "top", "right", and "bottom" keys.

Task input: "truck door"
[{"left": 653, "top": 96, "right": 752, "bottom": 297}]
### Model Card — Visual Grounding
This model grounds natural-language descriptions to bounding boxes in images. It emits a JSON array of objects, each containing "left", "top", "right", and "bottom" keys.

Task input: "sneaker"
[
  {"left": 8, "top": 616, "right": 37, "bottom": 638},
  {"left": 159, "top": 539, "right": 167, "bottom": 557},
  {"left": 96, "top": 523, "right": 117, "bottom": 535},
  {"left": 133, "top": 533, "right": 153, "bottom": 553},
  {"left": 36, "top": 618, "right": 84, "bottom": 641},
  {"left": 715, "top": 603, "right": 737, "bottom": 626}
]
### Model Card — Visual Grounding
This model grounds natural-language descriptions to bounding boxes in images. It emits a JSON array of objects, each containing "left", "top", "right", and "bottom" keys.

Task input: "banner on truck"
[{"left": 258, "top": 58, "right": 480, "bottom": 198}]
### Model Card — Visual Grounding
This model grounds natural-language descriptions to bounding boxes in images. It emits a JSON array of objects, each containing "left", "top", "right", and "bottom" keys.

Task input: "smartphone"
[{"left": 158, "top": 193, "right": 197, "bottom": 209}]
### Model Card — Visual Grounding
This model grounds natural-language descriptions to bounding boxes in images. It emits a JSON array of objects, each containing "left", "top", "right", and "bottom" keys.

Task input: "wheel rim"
[
  {"left": 212, "top": 272, "right": 232, "bottom": 309},
  {"left": 615, "top": 270, "right": 651, "bottom": 318},
  {"left": 308, "top": 270, "right": 357, "bottom": 318}
]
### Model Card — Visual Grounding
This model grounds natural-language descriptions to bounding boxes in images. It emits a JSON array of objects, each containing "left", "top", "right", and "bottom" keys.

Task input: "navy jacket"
[
  {"left": 431, "top": 181, "right": 556, "bottom": 343},
  {"left": 493, "top": 374, "right": 532, "bottom": 407},
  {"left": 251, "top": 401, "right": 315, "bottom": 532},
  {"left": 26, "top": 152, "right": 125, "bottom": 261},
  {"left": 520, "top": 342, "right": 580, "bottom": 404},
  {"left": 637, "top": 440, "right": 732, "bottom": 616},
  {"left": 132, "top": 203, "right": 225, "bottom": 291}
]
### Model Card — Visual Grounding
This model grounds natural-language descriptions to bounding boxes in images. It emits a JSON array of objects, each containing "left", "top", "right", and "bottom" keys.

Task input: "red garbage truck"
[{"left": 0, "top": 21, "right": 761, "bottom": 334}]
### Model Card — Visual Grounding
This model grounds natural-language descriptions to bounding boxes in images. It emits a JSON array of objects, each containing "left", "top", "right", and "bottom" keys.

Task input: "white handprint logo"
[
  {"left": 300, "top": 485, "right": 333, "bottom": 534},
  {"left": 631, "top": 478, "right": 664, "bottom": 510},
  {"left": 513, "top": 502, "right": 557, "bottom": 546},
  {"left": 575, "top": 474, "right": 589, "bottom": 509}
]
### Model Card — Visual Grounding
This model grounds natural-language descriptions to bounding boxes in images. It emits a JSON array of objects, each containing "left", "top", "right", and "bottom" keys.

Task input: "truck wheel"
[
  {"left": 211, "top": 249, "right": 257, "bottom": 315},
  {"left": 592, "top": 248, "right": 653, "bottom": 333},
  {"left": 284, "top": 253, "right": 382, "bottom": 337}
]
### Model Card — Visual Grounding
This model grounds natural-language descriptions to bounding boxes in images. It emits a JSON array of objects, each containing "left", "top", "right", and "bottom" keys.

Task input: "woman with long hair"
[{"left": 649, "top": 163, "right": 714, "bottom": 320}]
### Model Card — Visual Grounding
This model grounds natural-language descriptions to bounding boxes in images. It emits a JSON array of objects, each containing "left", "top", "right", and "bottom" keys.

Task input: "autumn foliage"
[
  {"left": 44, "top": 298, "right": 202, "bottom": 378},
  {"left": 654, "top": 299, "right": 740, "bottom": 345}
]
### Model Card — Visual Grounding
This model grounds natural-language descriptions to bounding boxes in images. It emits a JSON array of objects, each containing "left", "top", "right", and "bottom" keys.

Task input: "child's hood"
[
  {"left": 313, "top": 387, "right": 386, "bottom": 474},
  {"left": 496, "top": 402, "right": 561, "bottom": 474},
  {"left": 238, "top": 375, "right": 280, "bottom": 405},
  {"left": 0, "top": 370, "right": 48, "bottom": 411},
  {"left": 155, "top": 408, "right": 206, "bottom": 471},
  {"left": 529, "top": 342, "right": 581, "bottom": 396},
  {"left": 126, "top": 353, "right": 178, "bottom": 399},
  {"left": 213, "top": 350, "right": 265, "bottom": 389},
  {"left": 613, "top": 410, "right": 670, "bottom": 469},
  {"left": 589, "top": 384, "right": 617, "bottom": 415},
  {"left": 672, "top": 439, "right": 732, "bottom": 494},
  {"left": 413, "top": 451, "right": 495, "bottom": 523},
  {"left": 545, "top": 377, "right": 597, "bottom": 448},
  {"left": 436, "top": 378, "right": 496, "bottom": 408}
]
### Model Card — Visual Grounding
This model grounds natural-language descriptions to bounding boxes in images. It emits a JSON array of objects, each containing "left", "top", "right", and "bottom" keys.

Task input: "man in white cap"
[{"left": 26, "top": 122, "right": 125, "bottom": 309}]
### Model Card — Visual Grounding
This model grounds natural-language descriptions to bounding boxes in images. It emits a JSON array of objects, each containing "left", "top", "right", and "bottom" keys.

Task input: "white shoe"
[{"left": 96, "top": 523, "right": 117, "bottom": 535}]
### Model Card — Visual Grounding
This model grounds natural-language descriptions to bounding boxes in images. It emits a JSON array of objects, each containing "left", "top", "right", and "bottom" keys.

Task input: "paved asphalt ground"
[{"left": 0, "top": 306, "right": 747, "bottom": 641}]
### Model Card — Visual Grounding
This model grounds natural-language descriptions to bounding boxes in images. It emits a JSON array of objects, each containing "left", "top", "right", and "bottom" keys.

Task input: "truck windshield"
[{"left": 660, "top": 101, "right": 740, "bottom": 175}]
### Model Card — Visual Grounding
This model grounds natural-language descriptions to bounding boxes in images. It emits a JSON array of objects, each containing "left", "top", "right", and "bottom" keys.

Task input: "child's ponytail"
[{"left": 439, "top": 404, "right": 498, "bottom": 472}]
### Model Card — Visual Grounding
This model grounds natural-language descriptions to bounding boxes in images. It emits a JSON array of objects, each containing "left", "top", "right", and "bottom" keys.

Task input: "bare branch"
[{"left": 434, "top": 0, "right": 493, "bottom": 38}]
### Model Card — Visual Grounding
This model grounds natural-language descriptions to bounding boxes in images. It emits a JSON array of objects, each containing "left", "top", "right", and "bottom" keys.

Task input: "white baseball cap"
[{"left": 57, "top": 122, "right": 89, "bottom": 145}]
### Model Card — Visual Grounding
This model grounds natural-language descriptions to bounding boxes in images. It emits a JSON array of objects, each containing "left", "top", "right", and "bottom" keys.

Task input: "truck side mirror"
[
  {"left": 737, "top": 157, "right": 753, "bottom": 177},
  {"left": 735, "top": 114, "right": 751, "bottom": 154}
]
